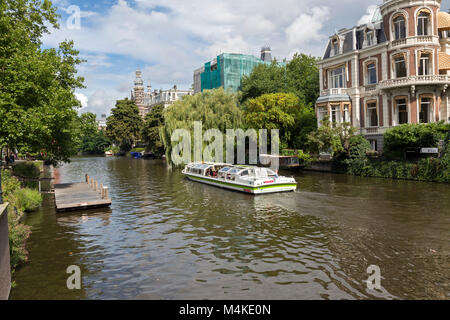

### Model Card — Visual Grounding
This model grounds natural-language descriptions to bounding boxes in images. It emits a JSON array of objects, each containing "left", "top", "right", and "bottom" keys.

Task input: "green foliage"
[
  {"left": 12, "top": 161, "right": 42, "bottom": 178},
  {"left": 243, "top": 93, "right": 301, "bottom": 149},
  {"left": 240, "top": 60, "right": 288, "bottom": 103},
  {"left": 142, "top": 104, "right": 165, "bottom": 155},
  {"left": 292, "top": 106, "right": 318, "bottom": 150},
  {"left": 81, "top": 130, "right": 111, "bottom": 155},
  {"left": 1, "top": 170, "right": 39, "bottom": 270},
  {"left": 161, "top": 88, "right": 243, "bottom": 162},
  {"left": 106, "top": 98, "right": 143, "bottom": 152},
  {"left": 0, "top": 0, "right": 85, "bottom": 165},
  {"left": 14, "top": 188, "right": 42, "bottom": 212},
  {"left": 286, "top": 53, "right": 321, "bottom": 107},
  {"left": 240, "top": 53, "right": 320, "bottom": 107},
  {"left": 383, "top": 122, "right": 450, "bottom": 160},
  {"left": 306, "top": 117, "right": 346, "bottom": 155},
  {"left": 8, "top": 206, "right": 31, "bottom": 270}
]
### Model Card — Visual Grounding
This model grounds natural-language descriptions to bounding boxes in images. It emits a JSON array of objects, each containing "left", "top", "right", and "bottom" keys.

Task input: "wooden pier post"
[
  {"left": 85, "top": 174, "right": 89, "bottom": 183},
  {"left": 102, "top": 186, "right": 109, "bottom": 199}
]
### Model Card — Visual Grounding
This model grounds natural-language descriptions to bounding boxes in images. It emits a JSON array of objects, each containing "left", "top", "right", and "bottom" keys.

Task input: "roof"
[
  {"left": 438, "top": 11, "right": 450, "bottom": 31},
  {"left": 439, "top": 52, "right": 450, "bottom": 70}
]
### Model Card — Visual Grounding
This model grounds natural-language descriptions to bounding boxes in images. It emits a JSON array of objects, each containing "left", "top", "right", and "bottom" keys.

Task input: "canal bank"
[
  {"left": 0, "top": 203, "right": 11, "bottom": 300},
  {"left": 9, "top": 157, "right": 450, "bottom": 300}
]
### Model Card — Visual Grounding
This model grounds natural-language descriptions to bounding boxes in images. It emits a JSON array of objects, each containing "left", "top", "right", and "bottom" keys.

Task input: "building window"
[
  {"left": 367, "top": 63, "right": 377, "bottom": 84},
  {"left": 331, "top": 105, "right": 341, "bottom": 127},
  {"left": 343, "top": 104, "right": 350, "bottom": 123},
  {"left": 367, "top": 30, "right": 375, "bottom": 46},
  {"left": 317, "top": 106, "right": 328, "bottom": 123},
  {"left": 417, "top": 12, "right": 430, "bottom": 36},
  {"left": 418, "top": 53, "right": 431, "bottom": 76},
  {"left": 394, "top": 16, "right": 406, "bottom": 40},
  {"left": 332, "top": 39, "right": 339, "bottom": 56},
  {"left": 394, "top": 55, "right": 407, "bottom": 78},
  {"left": 396, "top": 98, "right": 408, "bottom": 124},
  {"left": 419, "top": 97, "right": 432, "bottom": 123},
  {"left": 330, "top": 66, "right": 346, "bottom": 88},
  {"left": 367, "top": 102, "right": 378, "bottom": 127},
  {"left": 368, "top": 139, "right": 378, "bottom": 151}
]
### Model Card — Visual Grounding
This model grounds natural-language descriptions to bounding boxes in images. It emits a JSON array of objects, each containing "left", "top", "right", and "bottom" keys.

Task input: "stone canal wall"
[
  {"left": 0, "top": 203, "right": 11, "bottom": 300},
  {"left": 304, "top": 161, "right": 334, "bottom": 172}
]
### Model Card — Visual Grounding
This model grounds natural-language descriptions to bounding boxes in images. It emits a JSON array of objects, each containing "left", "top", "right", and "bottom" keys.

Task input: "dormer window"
[
  {"left": 394, "top": 16, "right": 406, "bottom": 40},
  {"left": 332, "top": 39, "right": 339, "bottom": 56},
  {"left": 367, "top": 30, "right": 374, "bottom": 46},
  {"left": 417, "top": 11, "right": 430, "bottom": 36}
]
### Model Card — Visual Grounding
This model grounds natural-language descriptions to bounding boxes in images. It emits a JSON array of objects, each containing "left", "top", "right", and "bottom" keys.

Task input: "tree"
[
  {"left": 0, "top": 0, "right": 85, "bottom": 165},
  {"left": 243, "top": 93, "right": 302, "bottom": 149},
  {"left": 161, "top": 88, "right": 242, "bottom": 161},
  {"left": 142, "top": 104, "right": 165, "bottom": 155},
  {"left": 286, "top": 53, "right": 321, "bottom": 107},
  {"left": 77, "top": 112, "right": 111, "bottom": 154},
  {"left": 240, "top": 53, "right": 320, "bottom": 107},
  {"left": 105, "top": 98, "right": 143, "bottom": 151},
  {"left": 240, "top": 60, "right": 287, "bottom": 103}
]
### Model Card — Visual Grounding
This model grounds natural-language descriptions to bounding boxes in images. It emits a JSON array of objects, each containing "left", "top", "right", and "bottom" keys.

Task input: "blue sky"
[{"left": 44, "top": 0, "right": 450, "bottom": 116}]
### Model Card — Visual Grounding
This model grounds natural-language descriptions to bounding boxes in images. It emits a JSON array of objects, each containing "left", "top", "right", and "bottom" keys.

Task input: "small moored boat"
[{"left": 182, "top": 162, "right": 297, "bottom": 195}]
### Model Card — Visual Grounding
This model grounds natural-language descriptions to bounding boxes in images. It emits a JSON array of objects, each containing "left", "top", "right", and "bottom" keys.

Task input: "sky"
[{"left": 44, "top": 0, "right": 450, "bottom": 117}]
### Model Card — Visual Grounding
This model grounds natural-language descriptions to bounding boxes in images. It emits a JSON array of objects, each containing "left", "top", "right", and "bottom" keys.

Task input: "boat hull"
[{"left": 184, "top": 173, "right": 296, "bottom": 195}]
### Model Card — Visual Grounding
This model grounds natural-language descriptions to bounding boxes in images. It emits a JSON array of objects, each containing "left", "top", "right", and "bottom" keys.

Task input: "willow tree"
[{"left": 161, "top": 88, "right": 243, "bottom": 163}]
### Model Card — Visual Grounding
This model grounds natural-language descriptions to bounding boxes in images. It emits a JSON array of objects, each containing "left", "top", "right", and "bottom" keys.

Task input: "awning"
[
  {"left": 316, "top": 94, "right": 351, "bottom": 104},
  {"left": 438, "top": 11, "right": 450, "bottom": 31},
  {"left": 439, "top": 52, "right": 450, "bottom": 71}
]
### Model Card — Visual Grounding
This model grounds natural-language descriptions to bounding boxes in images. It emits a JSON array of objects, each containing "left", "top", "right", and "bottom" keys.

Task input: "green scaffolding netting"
[{"left": 200, "top": 53, "right": 270, "bottom": 92}]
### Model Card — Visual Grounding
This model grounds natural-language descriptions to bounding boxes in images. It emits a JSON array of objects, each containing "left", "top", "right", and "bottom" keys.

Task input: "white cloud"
[
  {"left": 74, "top": 92, "right": 88, "bottom": 108},
  {"left": 42, "top": 0, "right": 375, "bottom": 115},
  {"left": 358, "top": 5, "right": 378, "bottom": 26}
]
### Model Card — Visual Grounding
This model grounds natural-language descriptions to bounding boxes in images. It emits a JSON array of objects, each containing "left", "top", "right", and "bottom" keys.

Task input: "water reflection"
[{"left": 10, "top": 157, "right": 450, "bottom": 300}]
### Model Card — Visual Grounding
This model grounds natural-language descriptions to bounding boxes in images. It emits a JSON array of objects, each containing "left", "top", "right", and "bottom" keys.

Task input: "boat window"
[
  {"left": 241, "top": 170, "right": 249, "bottom": 176},
  {"left": 219, "top": 167, "right": 232, "bottom": 173}
]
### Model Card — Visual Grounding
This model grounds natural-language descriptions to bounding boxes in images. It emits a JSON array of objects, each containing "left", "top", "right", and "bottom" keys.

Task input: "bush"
[
  {"left": 14, "top": 188, "right": 42, "bottom": 212},
  {"left": 383, "top": 122, "right": 449, "bottom": 160},
  {"left": 12, "top": 161, "right": 42, "bottom": 179},
  {"left": 8, "top": 206, "right": 31, "bottom": 270}
]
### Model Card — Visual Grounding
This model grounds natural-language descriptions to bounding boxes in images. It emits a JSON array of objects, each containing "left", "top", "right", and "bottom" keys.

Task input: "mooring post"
[
  {"left": 102, "top": 186, "right": 109, "bottom": 199},
  {"left": 85, "top": 174, "right": 88, "bottom": 183},
  {"left": 95, "top": 181, "right": 98, "bottom": 192},
  {"left": 100, "top": 183, "right": 103, "bottom": 194}
]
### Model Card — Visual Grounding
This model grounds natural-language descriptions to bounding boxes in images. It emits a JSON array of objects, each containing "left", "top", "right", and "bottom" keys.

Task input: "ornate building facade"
[
  {"left": 131, "top": 69, "right": 194, "bottom": 118},
  {"left": 315, "top": 0, "right": 450, "bottom": 151}
]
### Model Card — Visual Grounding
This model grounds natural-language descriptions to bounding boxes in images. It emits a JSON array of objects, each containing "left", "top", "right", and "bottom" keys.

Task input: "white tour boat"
[{"left": 182, "top": 162, "right": 297, "bottom": 194}]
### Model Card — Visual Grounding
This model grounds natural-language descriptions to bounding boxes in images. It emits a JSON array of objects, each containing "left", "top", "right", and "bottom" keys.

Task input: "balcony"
[
  {"left": 380, "top": 75, "right": 450, "bottom": 90},
  {"left": 320, "top": 88, "right": 350, "bottom": 96}
]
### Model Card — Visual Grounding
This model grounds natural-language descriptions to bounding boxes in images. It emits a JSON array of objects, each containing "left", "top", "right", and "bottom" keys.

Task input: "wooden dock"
[{"left": 54, "top": 175, "right": 111, "bottom": 211}]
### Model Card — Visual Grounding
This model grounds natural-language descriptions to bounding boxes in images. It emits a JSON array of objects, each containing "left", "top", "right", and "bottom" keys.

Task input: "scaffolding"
[{"left": 200, "top": 53, "right": 271, "bottom": 92}]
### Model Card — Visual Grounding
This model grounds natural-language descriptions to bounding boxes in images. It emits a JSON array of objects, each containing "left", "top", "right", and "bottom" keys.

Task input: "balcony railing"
[
  {"left": 380, "top": 75, "right": 450, "bottom": 89},
  {"left": 320, "top": 88, "right": 349, "bottom": 96}
]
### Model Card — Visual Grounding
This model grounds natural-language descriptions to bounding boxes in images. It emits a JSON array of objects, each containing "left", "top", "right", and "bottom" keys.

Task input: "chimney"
[{"left": 260, "top": 46, "right": 272, "bottom": 62}]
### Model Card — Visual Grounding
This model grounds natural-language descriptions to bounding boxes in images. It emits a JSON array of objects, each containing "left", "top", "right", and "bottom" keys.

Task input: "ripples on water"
[{"left": 10, "top": 157, "right": 450, "bottom": 300}]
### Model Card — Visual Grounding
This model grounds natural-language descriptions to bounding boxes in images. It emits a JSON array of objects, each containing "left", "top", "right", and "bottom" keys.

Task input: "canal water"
[{"left": 10, "top": 157, "right": 450, "bottom": 299}]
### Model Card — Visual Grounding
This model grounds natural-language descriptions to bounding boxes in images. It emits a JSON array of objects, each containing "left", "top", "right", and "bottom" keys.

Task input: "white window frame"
[
  {"left": 394, "top": 56, "right": 407, "bottom": 78},
  {"left": 367, "top": 63, "right": 377, "bottom": 84},
  {"left": 331, "top": 105, "right": 341, "bottom": 127},
  {"left": 395, "top": 98, "right": 409, "bottom": 125},
  {"left": 366, "top": 101, "right": 378, "bottom": 127},
  {"left": 329, "top": 66, "right": 346, "bottom": 89}
]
